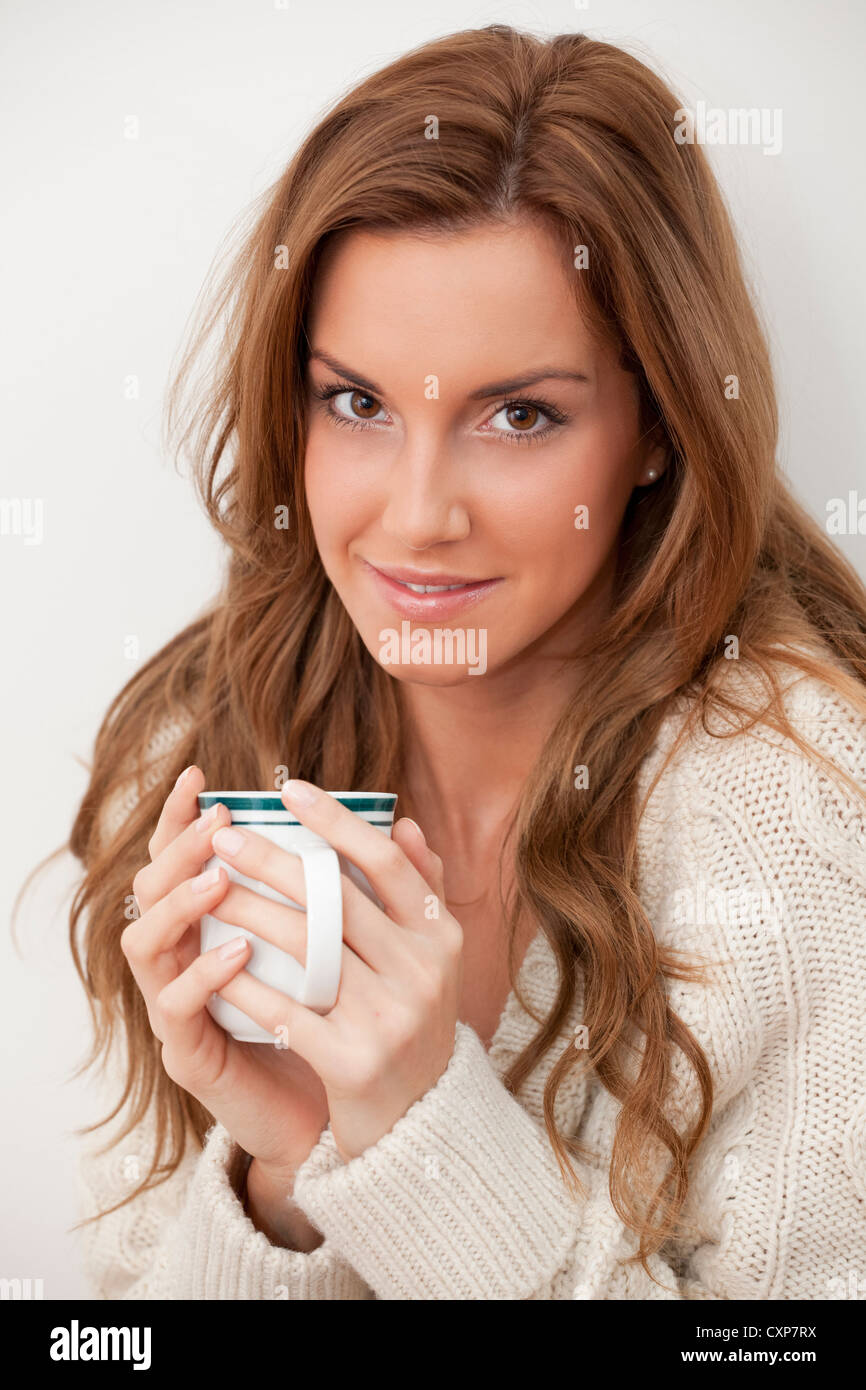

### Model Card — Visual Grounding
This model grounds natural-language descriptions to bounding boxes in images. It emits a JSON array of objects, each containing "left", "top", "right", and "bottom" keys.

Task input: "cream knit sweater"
[{"left": 76, "top": 661, "right": 866, "bottom": 1299}]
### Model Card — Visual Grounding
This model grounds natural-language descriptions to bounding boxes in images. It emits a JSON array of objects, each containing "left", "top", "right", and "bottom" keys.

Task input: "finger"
[
  {"left": 216, "top": 967, "right": 336, "bottom": 1071},
  {"left": 149, "top": 764, "right": 204, "bottom": 861},
  {"left": 122, "top": 863, "right": 231, "bottom": 998},
  {"left": 212, "top": 823, "right": 389, "bottom": 923},
  {"left": 391, "top": 817, "right": 447, "bottom": 918},
  {"left": 207, "top": 878, "right": 373, "bottom": 988},
  {"left": 211, "top": 827, "right": 408, "bottom": 968},
  {"left": 132, "top": 797, "right": 233, "bottom": 915},
  {"left": 211, "top": 826, "right": 309, "bottom": 907},
  {"left": 155, "top": 935, "right": 252, "bottom": 1058},
  {"left": 280, "top": 781, "right": 431, "bottom": 923}
]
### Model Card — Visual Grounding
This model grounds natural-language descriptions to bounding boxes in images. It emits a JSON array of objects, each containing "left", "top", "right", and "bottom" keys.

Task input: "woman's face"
[{"left": 303, "top": 219, "right": 664, "bottom": 685}]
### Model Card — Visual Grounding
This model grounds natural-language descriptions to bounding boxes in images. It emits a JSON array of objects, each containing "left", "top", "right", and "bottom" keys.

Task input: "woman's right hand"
[{"left": 120, "top": 764, "right": 331, "bottom": 1237}]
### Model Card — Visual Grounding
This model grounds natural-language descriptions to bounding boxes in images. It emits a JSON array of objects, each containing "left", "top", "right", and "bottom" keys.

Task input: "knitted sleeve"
[
  {"left": 285, "top": 676, "right": 866, "bottom": 1299},
  {"left": 76, "top": 1085, "right": 374, "bottom": 1299},
  {"left": 77, "top": 713, "right": 374, "bottom": 1299}
]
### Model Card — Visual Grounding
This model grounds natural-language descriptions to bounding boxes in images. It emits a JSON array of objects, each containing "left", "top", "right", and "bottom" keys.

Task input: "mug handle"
[{"left": 296, "top": 841, "right": 343, "bottom": 1012}]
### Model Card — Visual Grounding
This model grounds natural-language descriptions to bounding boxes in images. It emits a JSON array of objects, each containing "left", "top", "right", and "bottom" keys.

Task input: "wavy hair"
[{"left": 21, "top": 25, "right": 866, "bottom": 1285}]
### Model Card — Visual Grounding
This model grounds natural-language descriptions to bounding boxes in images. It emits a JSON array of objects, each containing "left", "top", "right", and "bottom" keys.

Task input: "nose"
[{"left": 380, "top": 439, "right": 471, "bottom": 550}]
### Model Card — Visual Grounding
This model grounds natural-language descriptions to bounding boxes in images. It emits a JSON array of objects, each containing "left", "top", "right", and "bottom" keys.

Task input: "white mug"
[{"left": 197, "top": 790, "right": 398, "bottom": 1043}]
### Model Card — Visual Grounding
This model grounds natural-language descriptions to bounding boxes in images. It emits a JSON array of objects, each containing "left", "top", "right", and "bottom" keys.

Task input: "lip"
[
  {"left": 371, "top": 562, "right": 494, "bottom": 586},
  {"left": 361, "top": 558, "right": 503, "bottom": 619}
]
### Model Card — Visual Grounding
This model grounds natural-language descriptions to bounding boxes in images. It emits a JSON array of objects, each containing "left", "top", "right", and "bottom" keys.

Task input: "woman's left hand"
[{"left": 210, "top": 779, "right": 464, "bottom": 1162}]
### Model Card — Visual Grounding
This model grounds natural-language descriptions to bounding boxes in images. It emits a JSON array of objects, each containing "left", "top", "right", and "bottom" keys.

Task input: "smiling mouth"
[
  {"left": 393, "top": 579, "right": 473, "bottom": 593},
  {"left": 364, "top": 560, "right": 499, "bottom": 588},
  {"left": 361, "top": 559, "right": 503, "bottom": 612}
]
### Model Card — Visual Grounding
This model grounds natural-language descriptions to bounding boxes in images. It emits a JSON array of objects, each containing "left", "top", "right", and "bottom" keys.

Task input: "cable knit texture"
[{"left": 76, "top": 660, "right": 866, "bottom": 1299}]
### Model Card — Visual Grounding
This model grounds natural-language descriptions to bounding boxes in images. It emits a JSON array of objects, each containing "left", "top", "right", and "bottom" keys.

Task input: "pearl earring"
[{"left": 645, "top": 467, "right": 659, "bottom": 482}]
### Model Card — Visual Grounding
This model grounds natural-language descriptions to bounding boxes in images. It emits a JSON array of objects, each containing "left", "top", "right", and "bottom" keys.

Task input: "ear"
[{"left": 635, "top": 437, "right": 669, "bottom": 488}]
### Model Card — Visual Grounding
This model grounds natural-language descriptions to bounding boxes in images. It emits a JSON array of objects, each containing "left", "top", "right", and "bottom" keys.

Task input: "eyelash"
[{"left": 310, "top": 379, "right": 569, "bottom": 446}]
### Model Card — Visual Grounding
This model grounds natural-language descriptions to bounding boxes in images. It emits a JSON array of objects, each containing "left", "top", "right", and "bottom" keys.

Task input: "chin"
[
  {"left": 349, "top": 612, "right": 493, "bottom": 681},
  {"left": 376, "top": 661, "right": 490, "bottom": 686}
]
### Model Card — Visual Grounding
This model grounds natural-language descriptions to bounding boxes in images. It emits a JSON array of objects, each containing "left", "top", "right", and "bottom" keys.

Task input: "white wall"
[{"left": 2, "top": 0, "right": 863, "bottom": 1296}]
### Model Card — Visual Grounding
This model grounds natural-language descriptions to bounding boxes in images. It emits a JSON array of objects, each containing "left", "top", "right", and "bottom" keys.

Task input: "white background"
[{"left": 2, "top": 0, "right": 864, "bottom": 1296}]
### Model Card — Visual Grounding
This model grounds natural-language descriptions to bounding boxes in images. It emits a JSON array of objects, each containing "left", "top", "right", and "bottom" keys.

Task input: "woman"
[{"left": 69, "top": 25, "right": 866, "bottom": 1300}]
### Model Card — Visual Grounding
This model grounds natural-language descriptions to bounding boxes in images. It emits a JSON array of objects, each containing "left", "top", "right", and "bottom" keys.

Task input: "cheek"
[
  {"left": 496, "top": 436, "right": 635, "bottom": 597},
  {"left": 303, "top": 447, "right": 331, "bottom": 550},
  {"left": 304, "top": 432, "right": 371, "bottom": 561}
]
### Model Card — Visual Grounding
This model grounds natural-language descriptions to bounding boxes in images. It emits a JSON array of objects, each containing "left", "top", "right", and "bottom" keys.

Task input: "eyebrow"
[{"left": 307, "top": 349, "right": 591, "bottom": 398}]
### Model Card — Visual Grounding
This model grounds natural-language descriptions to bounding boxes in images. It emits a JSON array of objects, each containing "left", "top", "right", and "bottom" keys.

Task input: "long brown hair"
[{"left": 23, "top": 25, "right": 866, "bottom": 1285}]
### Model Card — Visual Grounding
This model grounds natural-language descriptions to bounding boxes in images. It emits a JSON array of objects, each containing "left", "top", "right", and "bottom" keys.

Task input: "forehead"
[{"left": 305, "top": 220, "right": 604, "bottom": 372}]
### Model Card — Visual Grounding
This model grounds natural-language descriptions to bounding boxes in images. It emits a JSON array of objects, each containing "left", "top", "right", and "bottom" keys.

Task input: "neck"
[
  {"left": 395, "top": 564, "right": 614, "bottom": 854},
  {"left": 399, "top": 659, "right": 570, "bottom": 832}
]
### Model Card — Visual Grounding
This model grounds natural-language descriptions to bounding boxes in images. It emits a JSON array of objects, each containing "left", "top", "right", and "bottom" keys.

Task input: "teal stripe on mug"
[
  {"left": 226, "top": 811, "right": 397, "bottom": 822},
  {"left": 197, "top": 793, "right": 397, "bottom": 813}
]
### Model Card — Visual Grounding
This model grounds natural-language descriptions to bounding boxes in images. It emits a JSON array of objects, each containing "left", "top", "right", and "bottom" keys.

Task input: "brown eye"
[
  {"left": 485, "top": 396, "right": 566, "bottom": 445},
  {"left": 350, "top": 391, "right": 380, "bottom": 419},
  {"left": 504, "top": 403, "right": 539, "bottom": 430}
]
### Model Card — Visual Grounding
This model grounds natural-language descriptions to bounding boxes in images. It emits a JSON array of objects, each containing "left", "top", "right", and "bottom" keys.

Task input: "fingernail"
[
  {"left": 195, "top": 804, "right": 221, "bottom": 833},
  {"left": 218, "top": 935, "right": 249, "bottom": 960},
  {"left": 403, "top": 817, "right": 425, "bottom": 842},
  {"left": 282, "top": 779, "right": 318, "bottom": 807},
  {"left": 175, "top": 766, "right": 194, "bottom": 789},
  {"left": 213, "top": 826, "right": 245, "bottom": 855},
  {"left": 191, "top": 866, "right": 221, "bottom": 893}
]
